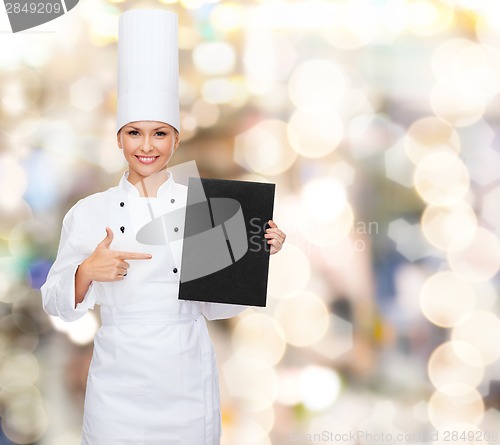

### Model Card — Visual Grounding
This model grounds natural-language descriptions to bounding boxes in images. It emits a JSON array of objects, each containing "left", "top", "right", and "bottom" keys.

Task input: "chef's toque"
[{"left": 116, "top": 9, "right": 180, "bottom": 134}]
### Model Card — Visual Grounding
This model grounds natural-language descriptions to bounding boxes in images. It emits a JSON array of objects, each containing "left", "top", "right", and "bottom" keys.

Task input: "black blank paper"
[{"left": 178, "top": 177, "right": 275, "bottom": 307}]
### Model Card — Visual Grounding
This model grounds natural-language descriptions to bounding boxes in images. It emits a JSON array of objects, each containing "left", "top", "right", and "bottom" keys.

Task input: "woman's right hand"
[{"left": 74, "top": 227, "right": 152, "bottom": 306}]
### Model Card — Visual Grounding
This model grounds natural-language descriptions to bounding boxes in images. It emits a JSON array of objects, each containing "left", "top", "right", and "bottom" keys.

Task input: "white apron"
[{"left": 41, "top": 171, "right": 248, "bottom": 445}]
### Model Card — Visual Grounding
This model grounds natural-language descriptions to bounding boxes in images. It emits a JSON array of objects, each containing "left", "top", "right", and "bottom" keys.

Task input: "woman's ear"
[
  {"left": 173, "top": 130, "right": 180, "bottom": 151},
  {"left": 116, "top": 131, "right": 122, "bottom": 149}
]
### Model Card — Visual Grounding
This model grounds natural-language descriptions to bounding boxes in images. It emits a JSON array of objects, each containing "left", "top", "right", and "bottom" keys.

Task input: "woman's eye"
[
  {"left": 156, "top": 131, "right": 167, "bottom": 136},
  {"left": 128, "top": 130, "right": 139, "bottom": 136}
]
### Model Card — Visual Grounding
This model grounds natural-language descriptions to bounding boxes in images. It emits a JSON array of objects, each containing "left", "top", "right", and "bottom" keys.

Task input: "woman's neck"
[{"left": 128, "top": 169, "right": 169, "bottom": 198}]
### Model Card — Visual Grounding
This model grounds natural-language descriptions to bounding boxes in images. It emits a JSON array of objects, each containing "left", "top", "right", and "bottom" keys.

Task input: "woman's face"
[{"left": 117, "top": 120, "right": 180, "bottom": 184}]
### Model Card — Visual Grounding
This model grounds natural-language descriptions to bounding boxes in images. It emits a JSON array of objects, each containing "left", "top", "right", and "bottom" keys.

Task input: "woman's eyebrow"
[{"left": 127, "top": 126, "right": 169, "bottom": 130}]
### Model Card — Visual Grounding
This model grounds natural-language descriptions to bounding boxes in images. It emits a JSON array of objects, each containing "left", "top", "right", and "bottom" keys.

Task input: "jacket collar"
[{"left": 118, "top": 170, "right": 174, "bottom": 198}]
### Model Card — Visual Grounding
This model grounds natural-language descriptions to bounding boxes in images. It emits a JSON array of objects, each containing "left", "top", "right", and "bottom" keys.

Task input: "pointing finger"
[{"left": 115, "top": 251, "right": 153, "bottom": 260}]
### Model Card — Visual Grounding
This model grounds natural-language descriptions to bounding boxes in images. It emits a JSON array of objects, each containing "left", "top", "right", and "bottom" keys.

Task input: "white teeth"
[{"left": 137, "top": 156, "right": 156, "bottom": 163}]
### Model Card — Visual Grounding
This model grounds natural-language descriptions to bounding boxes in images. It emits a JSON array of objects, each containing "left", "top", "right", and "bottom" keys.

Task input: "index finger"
[
  {"left": 115, "top": 251, "right": 153, "bottom": 260},
  {"left": 268, "top": 219, "right": 278, "bottom": 228}
]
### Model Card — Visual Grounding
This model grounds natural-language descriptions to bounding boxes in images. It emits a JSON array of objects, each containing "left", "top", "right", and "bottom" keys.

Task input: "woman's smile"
[{"left": 135, "top": 155, "right": 159, "bottom": 164}]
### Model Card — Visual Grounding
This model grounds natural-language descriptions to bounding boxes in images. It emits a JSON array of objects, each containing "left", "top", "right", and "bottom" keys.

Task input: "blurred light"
[
  {"left": 419, "top": 271, "right": 476, "bottom": 328},
  {"left": 234, "top": 119, "right": 298, "bottom": 175},
  {"left": 288, "top": 107, "right": 343, "bottom": 158},
  {"left": 406, "top": 0, "right": 454, "bottom": 36},
  {"left": 9, "top": 220, "right": 53, "bottom": 264},
  {"left": 246, "top": 406, "right": 275, "bottom": 435},
  {"left": 449, "top": 43, "right": 500, "bottom": 103},
  {"left": 476, "top": 2, "right": 500, "bottom": 53},
  {"left": 193, "top": 42, "right": 236, "bottom": 76},
  {"left": 191, "top": 99, "right": 220, "bottom": 128},
  {"left": 179, "top": 77, "right": 197, "bottom": 106},
  {"left": 88, "top": 8, "right": 120, "bottom": 46},
  {"left": 232, "top": 313, "right": 286, "bottom": 366},
  {"left": 70, "top": 77, "right": 104, "bottom": 111},
  {"left": 312, "top": 314, "right": 354, "bottom": 360},
  {"left": 276, "top": 368, "right": 302, "bottom": 406},
  {"left": 388, "top": 218, "right": 432, "bottom": 262},
  {"left": 49, "top": 312, "right": 99, "bottom": 345},
  {"left": 301, "top": 178, "right": 347, "bottom": 223},
  {"left": 0, "top": 349, "right": 39, "bottom": 388},
  {"left": 210, "top": 2, "right": 245, "bottom": 33},
  {"left": 464, "top": 146, "right": 500, "bottom": 187},
  {"left": 421, "top": 202, "right": 477, "bottom": 252},
  {"left": 35, "top": 120, "right": 78, "bottom": 159},
  {"left": 52, "top": 432, "right": 83, "bottom": 445},
  {"left": 288, "top": 59, "right": 348, "bottom": 109},
  {"left": 252, "top": 83, "right": 289, "bottom": 112},
  {"left": 428, "top": 341, "right": 484, "bottom": 393},
  {"left": 452, "top": 310, "right": 500, "bottom": 365},
  {"left": 430, "top": 85, "right": 486, "bottom": 128},
  {"left": 274, "top": 291, "right": 329, "bottom": 347},
  {"left": 430, "top": 38, "right": 500, "bottom": 125},
  {"left": 244, "top": 30, "right": 297, "bottom": 95},
  {"left": 428, "top": 384, "right": 484, "bottom": 428},
  {"left": 180, "top": 111, "right": 198, "bottom": 141},
  {"left": 0, "top": 67, "right": 42, "bottom": 116},
  {"left": 1, "top": 386, "right": 48, "bottom": 444},
  {"left": 296, "top": 177, "right": 354, "bottom": 247},
  {"left": 404, "top": 117, "right": 460, "bottom": 164},
  {"left": 432, "top": 39, "right": 469, "bottom": 85},
  {"left": 299, "top": 365, "right": 341, "bottom": 411},
  {"left": 181, "top": 0, "right": 209, "bottom": 10},
  {"left": 0, "top": 155, "right": 28, "bottom": 210},
  {"left": 482, "top": 185, "right": 500, "bottom": 229},
  {"left": 350, "top": 113, "right": 403, "bottom": 159},
  {"left": 226, "top": 421, "right": 271, "bottom": 445},
  {"left": 323, "top": 0, "right": 379, "bottom": 49},
  {"left": 447, "top": 227, "right": 500, "bottom": 282},
  {"left": 0, "top": 257, "right": 24, "bottom": 304},
  {"left": 330, "top": 161, "right": 356, "bottom": 187},
  {"left": 99, "top": 117, "right": 128, "bottom": 174},
  {"left": 432, "top": 39, "right": 500, "bottom": 105},
  {"left": 413, "top": 152, "right": 470, "bottom": 206},
  {"left": 201, "top": 77, "right": 248, "bottom": 106},
  {"left": 267, "top": 244, "right": 311, "bottom": 299},
  {"left": 384, "top": 139, "right": 416, "bottom": 188},
  {"left": 178, "top": 25, "right": 199, "bottom": 50},
  {"left": 223, "top": 353, "right": 278, "bottom": 411}
]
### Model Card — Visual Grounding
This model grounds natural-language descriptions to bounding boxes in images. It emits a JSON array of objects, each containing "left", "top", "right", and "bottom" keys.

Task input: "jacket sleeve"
[
  {"left": 40, "top": 204, "right": 97, "bottom": 322},
  {"left": 198, "top": 302, "right": 249, "bottom": 320}
]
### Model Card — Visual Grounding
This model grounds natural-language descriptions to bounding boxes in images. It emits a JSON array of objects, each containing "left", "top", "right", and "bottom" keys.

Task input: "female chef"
[{"left": 41, "top": 8, "right": 285, "bottom": 445}]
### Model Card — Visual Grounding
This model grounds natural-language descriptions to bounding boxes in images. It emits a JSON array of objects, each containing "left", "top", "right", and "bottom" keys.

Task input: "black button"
[
  {"left": 120, "top": 226, "right": 125, "bottom": 233},
  {"left": 174, "top": 227, "right": 179, "bottom": 232},
  {"left": 173, "top": 268, "right": 178, "bottom": 273},
  {"left": 120, "top": 202, "right": 125, "bottom": 207},
  {"left": 171, "top": 198, "right": 175, "bottom": 204}
]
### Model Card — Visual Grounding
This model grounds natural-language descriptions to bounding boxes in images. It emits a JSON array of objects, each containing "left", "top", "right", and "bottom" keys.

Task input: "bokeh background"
[{"left": 1, "top": 0, "right": 500, "bottom": 444}]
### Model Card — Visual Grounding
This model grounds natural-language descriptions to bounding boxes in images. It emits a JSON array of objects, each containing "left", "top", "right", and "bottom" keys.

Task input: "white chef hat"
[{"left": 116, "top": 9, "right": 180, "bottom": 134}]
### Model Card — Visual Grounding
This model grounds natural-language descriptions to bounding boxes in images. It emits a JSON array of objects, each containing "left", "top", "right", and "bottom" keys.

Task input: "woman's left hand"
[{"left": 265, "top": 220, "right": 286, "bottom": 255}]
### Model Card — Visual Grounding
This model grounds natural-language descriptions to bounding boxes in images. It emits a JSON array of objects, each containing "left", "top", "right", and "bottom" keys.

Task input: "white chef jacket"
[{"left": 41, "top": 170, "right": 249, "bottom": 445}]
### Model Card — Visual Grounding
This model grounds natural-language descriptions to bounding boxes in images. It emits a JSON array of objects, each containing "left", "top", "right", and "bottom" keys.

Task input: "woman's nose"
[{"left": 141, "top": 138, "right": 154, "bottom": 152}]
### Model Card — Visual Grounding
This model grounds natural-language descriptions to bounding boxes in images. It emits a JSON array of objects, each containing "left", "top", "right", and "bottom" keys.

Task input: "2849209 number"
[
  {"left": 443, "top": 430, "right": 499, "bottom": 442},
  {"left": 5, "top": 2, "right": 62, "bottom": 14}
]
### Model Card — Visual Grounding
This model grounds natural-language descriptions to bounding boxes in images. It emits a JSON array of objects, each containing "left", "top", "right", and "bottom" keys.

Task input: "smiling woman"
[
  {"left": 39, "top": 8, "right": 286, "bottom": 445},
  {"left": 117, "top": 121, "right": 180, "bottom": 197}
]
